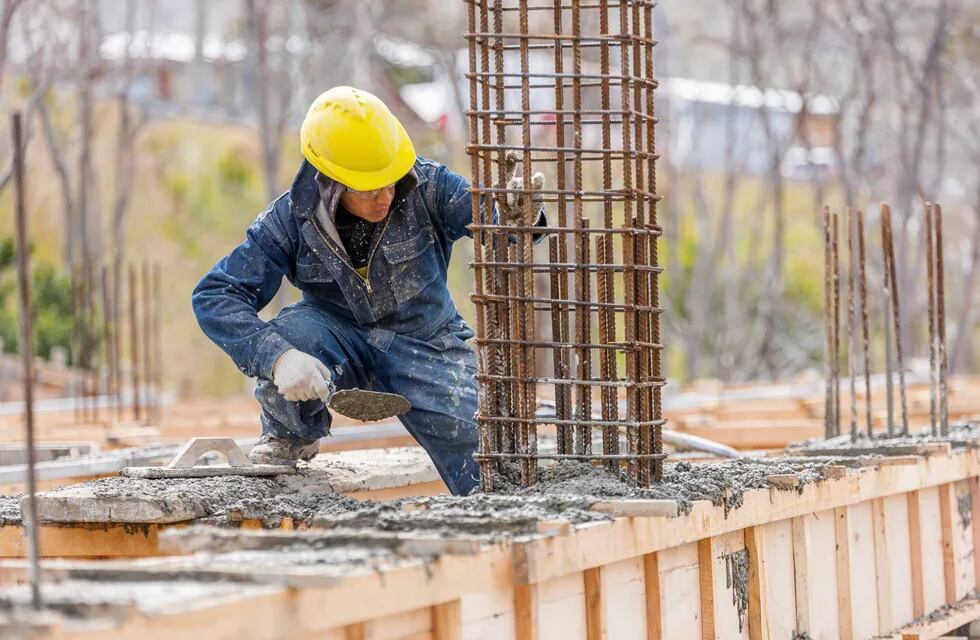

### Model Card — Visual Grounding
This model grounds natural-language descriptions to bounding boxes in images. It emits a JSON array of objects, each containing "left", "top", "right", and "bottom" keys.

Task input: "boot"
[{"left": 248, "top": 435, "right": 320, "bottom": 466}]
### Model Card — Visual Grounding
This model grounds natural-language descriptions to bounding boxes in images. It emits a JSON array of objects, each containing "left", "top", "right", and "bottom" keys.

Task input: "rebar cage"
[{"left": 464, "top": 0, "right": 664, "bottom": 490}]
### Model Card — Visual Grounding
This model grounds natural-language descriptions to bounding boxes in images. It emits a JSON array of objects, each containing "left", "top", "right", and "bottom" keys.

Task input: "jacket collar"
[{"left": 288, "top": 159, "right": 425, "bottom": 222}]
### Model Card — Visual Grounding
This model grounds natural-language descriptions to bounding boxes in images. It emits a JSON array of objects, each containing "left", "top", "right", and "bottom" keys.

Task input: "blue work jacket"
[{"left": 191, "top": 158, "right": 482, "bottom": 381}]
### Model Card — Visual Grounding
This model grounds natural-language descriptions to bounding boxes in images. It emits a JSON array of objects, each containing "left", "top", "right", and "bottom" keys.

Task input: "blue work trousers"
[{"left": 254, "top": 301, "right": 480, "bottom": 496}]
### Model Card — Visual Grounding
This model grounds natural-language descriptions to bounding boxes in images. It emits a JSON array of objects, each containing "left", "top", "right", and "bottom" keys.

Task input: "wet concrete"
[
  {"left": 329, "top": 389, "right": 410, "bottom": 422},
  {"left": 487, "top": 459, "right": 831, "bottom": 514},
  {"left": 78, "top": 474, "right": 367, "bottom": 526},
  {"left": 796, "top": 421, "right": 980, "bottom": 453},
  {"left": 0, "top": 495, "right": 21, "bottom": 525}
]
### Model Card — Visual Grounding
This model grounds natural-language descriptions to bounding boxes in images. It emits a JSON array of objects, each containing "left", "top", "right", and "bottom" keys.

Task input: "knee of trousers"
[{"left": 255, "top": 379, "right": 331, "bottom": 440}]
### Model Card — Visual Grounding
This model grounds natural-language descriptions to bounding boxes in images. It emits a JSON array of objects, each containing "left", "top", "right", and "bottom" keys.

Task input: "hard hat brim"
[{"left": 311, "top": 118, "right": 417, "bottom": 192}]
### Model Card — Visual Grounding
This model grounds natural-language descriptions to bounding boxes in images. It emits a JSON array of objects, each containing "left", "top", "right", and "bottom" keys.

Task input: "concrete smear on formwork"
[
  {"left": 0, "top": 495, "right": 22, "bottom": 525},
  {"left": 958, "top": 493, "right": 972, "bottom": 530},
  {"left": 486, "top": 459, "right": 831, "bottom": 515},
  {"left": 796, "top": 421, "right": 980, "bottom": 452},
  {"left": 791, "top": 633, "right": 814, "bottom": 640},
  {"left": 724, "top": 549, "right": 750, "bottom": 633},
  {"left": 82, "top": 475, "right": 366, "bottom": 526}
]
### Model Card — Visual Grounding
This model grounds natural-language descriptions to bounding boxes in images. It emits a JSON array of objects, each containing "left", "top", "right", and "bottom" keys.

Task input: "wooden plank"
[
  {"left": 908, "top": 490, "right": 925, "bottom": 617},
  {"left": 589, "top": 500, "right": 678, "bottom": 518},
  {"left": 584, "top": 567, "right": 605, "bottom": 640},
  {"left": 659, "top": 543, "right": 702, "bottom": 640},
  {"left": 711, "top": 531, "right": 748, "bottom": 640},
  {"left": 872, "top": 498, "right": 894, "bottom": 632},
  {"left": 939, "top": 482, "right": 958, "bottom": 604},
  {"left": 918, "top": 487, "right": 947, "bottom": 612},
  {"left": 0, "top": 522, "right": 173, "bottom": 558},
  {"left": 644, "top": 553, "right": 662, "bottom": 640},
  {"left": 790, "top": 516, "right": 812, "bottom": 635},
  {"left": 792, "top": 510, "right": 840, "bottom": 640},
  {"left": 432, "top": 601, "right": 461, "bottom": 640},
  {"left": 601, "top": 558, "right": 646, "bottom": 640},
  {"left": 744, "top": 526, "right": 769, "bottom": 640},
  {"left": 883, "top": 494, "right": 914, "bottom": 625},
  {"left": 834, "top": 507, "right": 854, "bottom": 640},
  {"left": 512, "top": 584, "right": 538, "bottom": 640},
  {"left": 893, "top": 597, "right": 980, "bottom": 639},
  {"left": 536, "top": 572, "right": 586, "bottom": 640},
  {"left": 460, "top": 587, "right": 515, "bottom": 640},
  {"left": 363, "top": 607, "right": 432, "bottom": 640},
  {"left": 761, "top": 521, "right": 796, "bottom": 640},
  {"left": 698, "top": 538, "right": 716, "bottom": 640},
  {"left": 847, "top": 502, "right": 879, "bottom": 639},
  {"left": 953, "top": 480, "right": 976, "bottom": 598},
  {"left": 972, "top": 476, "right": 980, "bottom": 592}
]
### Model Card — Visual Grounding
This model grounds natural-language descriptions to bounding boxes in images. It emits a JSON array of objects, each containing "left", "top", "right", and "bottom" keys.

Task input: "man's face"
[{"left": 339, "top": 184, "right": 396, "bottom": 223}]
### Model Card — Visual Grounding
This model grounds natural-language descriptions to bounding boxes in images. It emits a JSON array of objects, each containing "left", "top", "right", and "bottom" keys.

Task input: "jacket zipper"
[{"left": 309, "top": 203, "right": 397, "bottom": 295}]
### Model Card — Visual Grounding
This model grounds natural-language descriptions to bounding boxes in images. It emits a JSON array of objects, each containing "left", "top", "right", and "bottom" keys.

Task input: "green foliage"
[{"left": 0, "top": 237, "right": 74, "bottom": 361}]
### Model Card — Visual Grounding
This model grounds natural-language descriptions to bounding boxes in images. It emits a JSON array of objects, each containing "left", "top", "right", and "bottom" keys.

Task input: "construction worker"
[{"left": 192, "top": 87, "right": 546, "bottom": 496}]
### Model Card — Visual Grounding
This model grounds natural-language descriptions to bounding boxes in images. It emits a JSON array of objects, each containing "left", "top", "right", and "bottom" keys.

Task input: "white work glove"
[
  {"left": 497, "top": 150, "right": 546, "bottom": 223},
  {"left": 271, "top": 348, "right": 334, "bottom": 403}
]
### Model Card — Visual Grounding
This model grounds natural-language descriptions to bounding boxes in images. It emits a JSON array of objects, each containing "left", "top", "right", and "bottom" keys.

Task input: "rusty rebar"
[
  {"left": 831, "top": 209, "right": 841, "bottom": 437},
  {"left": 100, "top": 265, "right": 114, "bottom": 427},
  {"left": 925, "top": 202, "right": 937, "bottom": 436},
  {"left": 846, "top": 209, "right": 858, "bottom": 440},
  {"left": 12, "top": 112, "right": 42, "bottom": 608},
  {"left": 856, "top": 210, "right": 872, "bottom": 437},
  {"left": 152, "top": 263, "right": 163, "bottom": 425},
  {"left": 466, "top": 0, "right": 662, "bottom": 488},
  {"left": 823, "top": 206, "right": 835, "bottom": 439},
  {"left": 934, "top": 203, "right": 949, "bottom": 435},
  {"left": 881, "top": 203, "right": 909, "bottom": 435},
  {"left": 141, "top": 262, "right": 153, "bottom": 425},
  {"left": 128, "top": 264, "right": 141, "bottom": 422}
]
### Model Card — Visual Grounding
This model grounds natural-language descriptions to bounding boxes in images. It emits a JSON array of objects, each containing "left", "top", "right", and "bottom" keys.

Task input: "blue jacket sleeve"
[
  {"left": 432, "top": 164, "right": 548, "bottom": 243},
  {"left": 191, "top": 193, "right": 297, "bottom": 381}
]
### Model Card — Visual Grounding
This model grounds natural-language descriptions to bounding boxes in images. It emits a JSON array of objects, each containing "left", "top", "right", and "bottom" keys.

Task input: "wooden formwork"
[{"left": 4, "top": 447, "right": 980, "bottom": 639}]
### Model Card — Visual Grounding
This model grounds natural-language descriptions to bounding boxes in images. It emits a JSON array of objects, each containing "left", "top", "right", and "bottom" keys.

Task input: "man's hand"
[{"left": 271, "top": 348, "right": 335, "bottom": 403}]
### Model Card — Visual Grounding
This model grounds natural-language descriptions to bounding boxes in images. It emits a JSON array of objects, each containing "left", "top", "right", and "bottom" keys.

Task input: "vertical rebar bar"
[
  {"left": 831, "top": 209, "right": 841, "bottom": 437},
  {"left": 100, "top": 265, "right": 114, "bottom": 427},
  {"left": 846, "top": 209, "right": 858, "bottom": 440},
  {"left": 934, "top": 203, "right": 949, "bottom": 435},
  {"left": 141, "top": 261, "right": 153, "bottom": 424},
  {"left": 128, "top": 264, "right": 141, "bottom": 422},
  {"left": 152, "top": 263, "right": 163, "bottom": 425},
  {"left": 856, "top": 210, "right": 873, "bottom": 437},
  {"left": 925, "top": 202, "right": 937, "bottom": 436},
  {"left": 881, "top": 203, "right": 909, "bottom": 434},
  {"left": 12, "top": 112, "right": 42, "bottom": 609},
  {"left": 823, "top": 207, "right": 834, "bottom": 438}
]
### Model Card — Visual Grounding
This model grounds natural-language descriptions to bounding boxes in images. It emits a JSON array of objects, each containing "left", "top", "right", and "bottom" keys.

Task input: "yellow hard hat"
[{"left": 300, "top": 86, "right": 416, "bottom": 191}]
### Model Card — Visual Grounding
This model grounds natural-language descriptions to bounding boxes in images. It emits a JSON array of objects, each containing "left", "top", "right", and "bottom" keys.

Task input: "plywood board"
[
  {"left": 659, "top": 542, "right": 702, "bottom": 640},
  {"left": 917, "top": 486, "right": 948, "bottom": 612},
  {"left": 601, "top": 557, "right": 646, "bottom": 640},
  {"left": 761, "top": 520, "right": 796, "bottom": 639},
  {"left": 711, "top": 531, "right": 750, "bottom": 640},
  {"left": 461, "top": 586, "right": 515, "bottom": 640},
  {"left": 536, "top": 571, "right": 586, "bottom": 640},
  {"left": 363, "top": 607, "right": 433, "bottom": 640},
  {"left": 882, "top": 494, "right": 914, "bottom": 626},
  {"left": 793, "top": 510, "right": 840, "bottom": 640},
  {"left": 953, "top": 480, "right": 975, "bottom": 599},
  {"left": 847, "top": 501, "right": 880, "bottom": 639}
]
